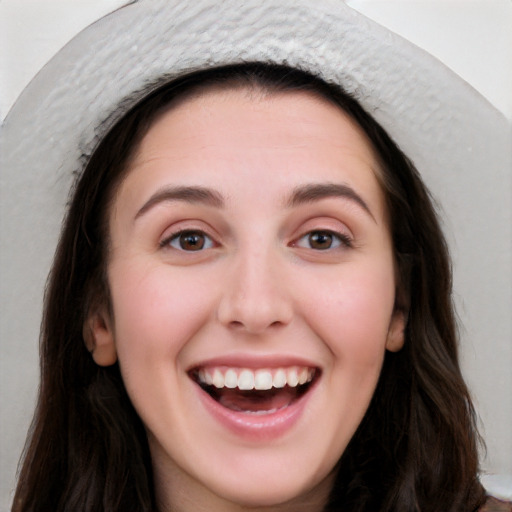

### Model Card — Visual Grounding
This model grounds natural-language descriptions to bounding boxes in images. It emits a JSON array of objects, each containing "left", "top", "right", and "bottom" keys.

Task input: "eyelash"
[
  {"left": 160, "top": 230, "right": 216, "bottom": 252},
  {"left": 294, "top": 230, "right": 353, "bottom": 251},
  {"left": 160, "top": 228, "right": 352, "bottom": 252}
]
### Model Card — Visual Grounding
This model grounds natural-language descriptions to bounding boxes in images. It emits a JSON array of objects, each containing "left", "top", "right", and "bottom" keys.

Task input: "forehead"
[
  {"left": 120, "top": 87, "right": 386, "bottom": 218},
  {"left": 136, "top": 86, "right": 376, "bottom": 156}
]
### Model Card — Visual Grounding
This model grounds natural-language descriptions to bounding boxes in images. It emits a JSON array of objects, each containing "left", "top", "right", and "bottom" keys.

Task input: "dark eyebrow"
[
  {"left": 287, "top": 183, "right": 375, "bottom": 222},
  {"left": 135, "top": 186, "right": 224, "bottom": 219}
]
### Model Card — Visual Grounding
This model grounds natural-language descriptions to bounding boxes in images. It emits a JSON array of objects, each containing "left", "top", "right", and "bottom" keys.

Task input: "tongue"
[{"left": 217, "top": 387, "right": 298, "bottom": 413}]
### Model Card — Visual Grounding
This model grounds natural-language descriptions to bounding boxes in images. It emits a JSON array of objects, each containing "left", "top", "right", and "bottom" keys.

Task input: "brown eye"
[
  {"left": 168, "top": 230, "right": 213, "bottom": 251},
  {"left": 308, "top": 231, "right": 335, "bottom": 250},
  {"left": 295, "top": 230, "right": 352, "bottom": 251}
]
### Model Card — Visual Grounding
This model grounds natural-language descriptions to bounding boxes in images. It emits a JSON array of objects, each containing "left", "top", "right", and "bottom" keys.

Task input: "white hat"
[{"left": 1, "top": 0, "right": 511, "bottom": 503}]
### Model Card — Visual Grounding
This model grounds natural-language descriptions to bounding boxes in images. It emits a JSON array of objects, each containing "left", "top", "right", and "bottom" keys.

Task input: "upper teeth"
[{"left": 197, "top": 366, "right": 315, "bottom": 391}]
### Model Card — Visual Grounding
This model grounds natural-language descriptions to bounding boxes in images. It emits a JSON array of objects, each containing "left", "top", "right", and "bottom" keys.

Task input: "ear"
[
  {"left": 83, "top": 307, "right": 117, "bottom": 366},
  {"left": 385, "top": 309, "right": 406, "bottom": 353}
]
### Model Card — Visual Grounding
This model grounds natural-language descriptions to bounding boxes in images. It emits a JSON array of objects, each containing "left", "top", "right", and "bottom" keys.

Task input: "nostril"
[
  {"left": 230, "top": 320, "right": 285, "bottom": 334},
  {"left": 229, "top": 320, "right": 284, "bottom": 330}
]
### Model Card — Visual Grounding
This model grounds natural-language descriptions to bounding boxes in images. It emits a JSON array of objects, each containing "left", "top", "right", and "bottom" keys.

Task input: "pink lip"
[
  {"left": 189, "top": 357, "right": 320, "bottom": 442},
  {"left": 189, "top": 354, "right": 319, "bottom": 370}
]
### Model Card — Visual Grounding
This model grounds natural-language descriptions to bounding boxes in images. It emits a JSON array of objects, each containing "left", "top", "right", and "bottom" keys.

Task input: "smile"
[
  {"left": 197, "top": 366, "right": 315, "bottom": 390},
  {"left": 190, "top": 365, "right": 318, "bottom": 417}
]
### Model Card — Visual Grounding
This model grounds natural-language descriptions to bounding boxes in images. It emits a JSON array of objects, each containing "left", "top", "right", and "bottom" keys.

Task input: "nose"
[{"left": 216, "top": 248, "right": 293, "bottom": 334}]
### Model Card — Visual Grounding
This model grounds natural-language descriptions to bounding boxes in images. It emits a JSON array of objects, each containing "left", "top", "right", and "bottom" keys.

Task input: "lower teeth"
[
  {"left": 201, "top": 383, "right": 307, "bottom": 413},
  {"left": 225, "top": 405, "right": 288, "bottom": 415}
]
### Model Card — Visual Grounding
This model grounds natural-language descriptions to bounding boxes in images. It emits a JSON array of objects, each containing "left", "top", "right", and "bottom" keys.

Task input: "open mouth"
[{"left": 190, "top": 366, "right": 318, "bottom": 414}]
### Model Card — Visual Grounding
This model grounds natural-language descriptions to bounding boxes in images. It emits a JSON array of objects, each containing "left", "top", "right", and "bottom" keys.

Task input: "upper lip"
[{"left": 187, "top": 354, "right": 320, "bottom": 372}]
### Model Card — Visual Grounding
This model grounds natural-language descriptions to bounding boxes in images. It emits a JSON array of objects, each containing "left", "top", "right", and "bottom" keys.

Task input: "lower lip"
[{"left": 194, "top": 381, "right": 316, "bottom": 441}]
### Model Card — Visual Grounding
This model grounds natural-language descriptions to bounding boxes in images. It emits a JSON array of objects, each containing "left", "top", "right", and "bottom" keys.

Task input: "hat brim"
[{"left": 1, "top": 0, "right": 511, "bottom": 497}]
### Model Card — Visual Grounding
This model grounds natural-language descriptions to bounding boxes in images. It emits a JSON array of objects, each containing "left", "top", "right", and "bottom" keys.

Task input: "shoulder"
[{"left": 478, "top": 496, "right": 512, "bottom": 511}]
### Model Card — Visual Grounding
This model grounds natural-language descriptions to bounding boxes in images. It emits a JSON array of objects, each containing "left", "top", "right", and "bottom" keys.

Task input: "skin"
[{"left": 87, "top": 88, "right": 405, "bottom": 512}]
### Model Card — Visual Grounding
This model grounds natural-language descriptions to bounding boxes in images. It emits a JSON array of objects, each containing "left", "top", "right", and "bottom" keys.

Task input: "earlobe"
[
  {"left": 386, "top": 309, "right": 406, "bottom": 352},
  {"left": 83, "top": 308, "right": 117, "bottom": 366}
]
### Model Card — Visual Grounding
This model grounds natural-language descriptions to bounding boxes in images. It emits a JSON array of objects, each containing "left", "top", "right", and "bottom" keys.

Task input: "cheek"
[
  {"left": 298, "top": 262, "right": 396, "bottom": 366},
  {"left": 107, "top": 260, "right": 214, "bottom": 365}
]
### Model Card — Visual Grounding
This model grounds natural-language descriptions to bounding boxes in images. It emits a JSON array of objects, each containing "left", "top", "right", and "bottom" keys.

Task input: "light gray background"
[{"left": 1, "top": 1, "right": 511, "bottom": 509}]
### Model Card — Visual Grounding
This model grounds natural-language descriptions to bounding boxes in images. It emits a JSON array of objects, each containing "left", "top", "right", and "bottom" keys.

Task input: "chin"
[{"left": 197, "top": 456, "right": 336, "bottom": 510}]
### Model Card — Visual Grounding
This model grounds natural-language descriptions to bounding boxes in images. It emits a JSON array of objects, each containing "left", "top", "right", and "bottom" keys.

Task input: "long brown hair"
[{"left": 12, "top": 63, "right": 485, "bottom": 512}]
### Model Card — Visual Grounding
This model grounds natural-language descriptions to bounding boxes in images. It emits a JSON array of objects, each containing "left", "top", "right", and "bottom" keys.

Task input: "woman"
[{"left": 4, "top": 2, "right": 510, "bottom": 511}]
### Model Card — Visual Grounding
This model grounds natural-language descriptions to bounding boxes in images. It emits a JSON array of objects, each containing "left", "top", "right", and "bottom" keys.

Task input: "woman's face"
[{"left": 89, "top": 87, "right": 404, "bottom": 511}]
